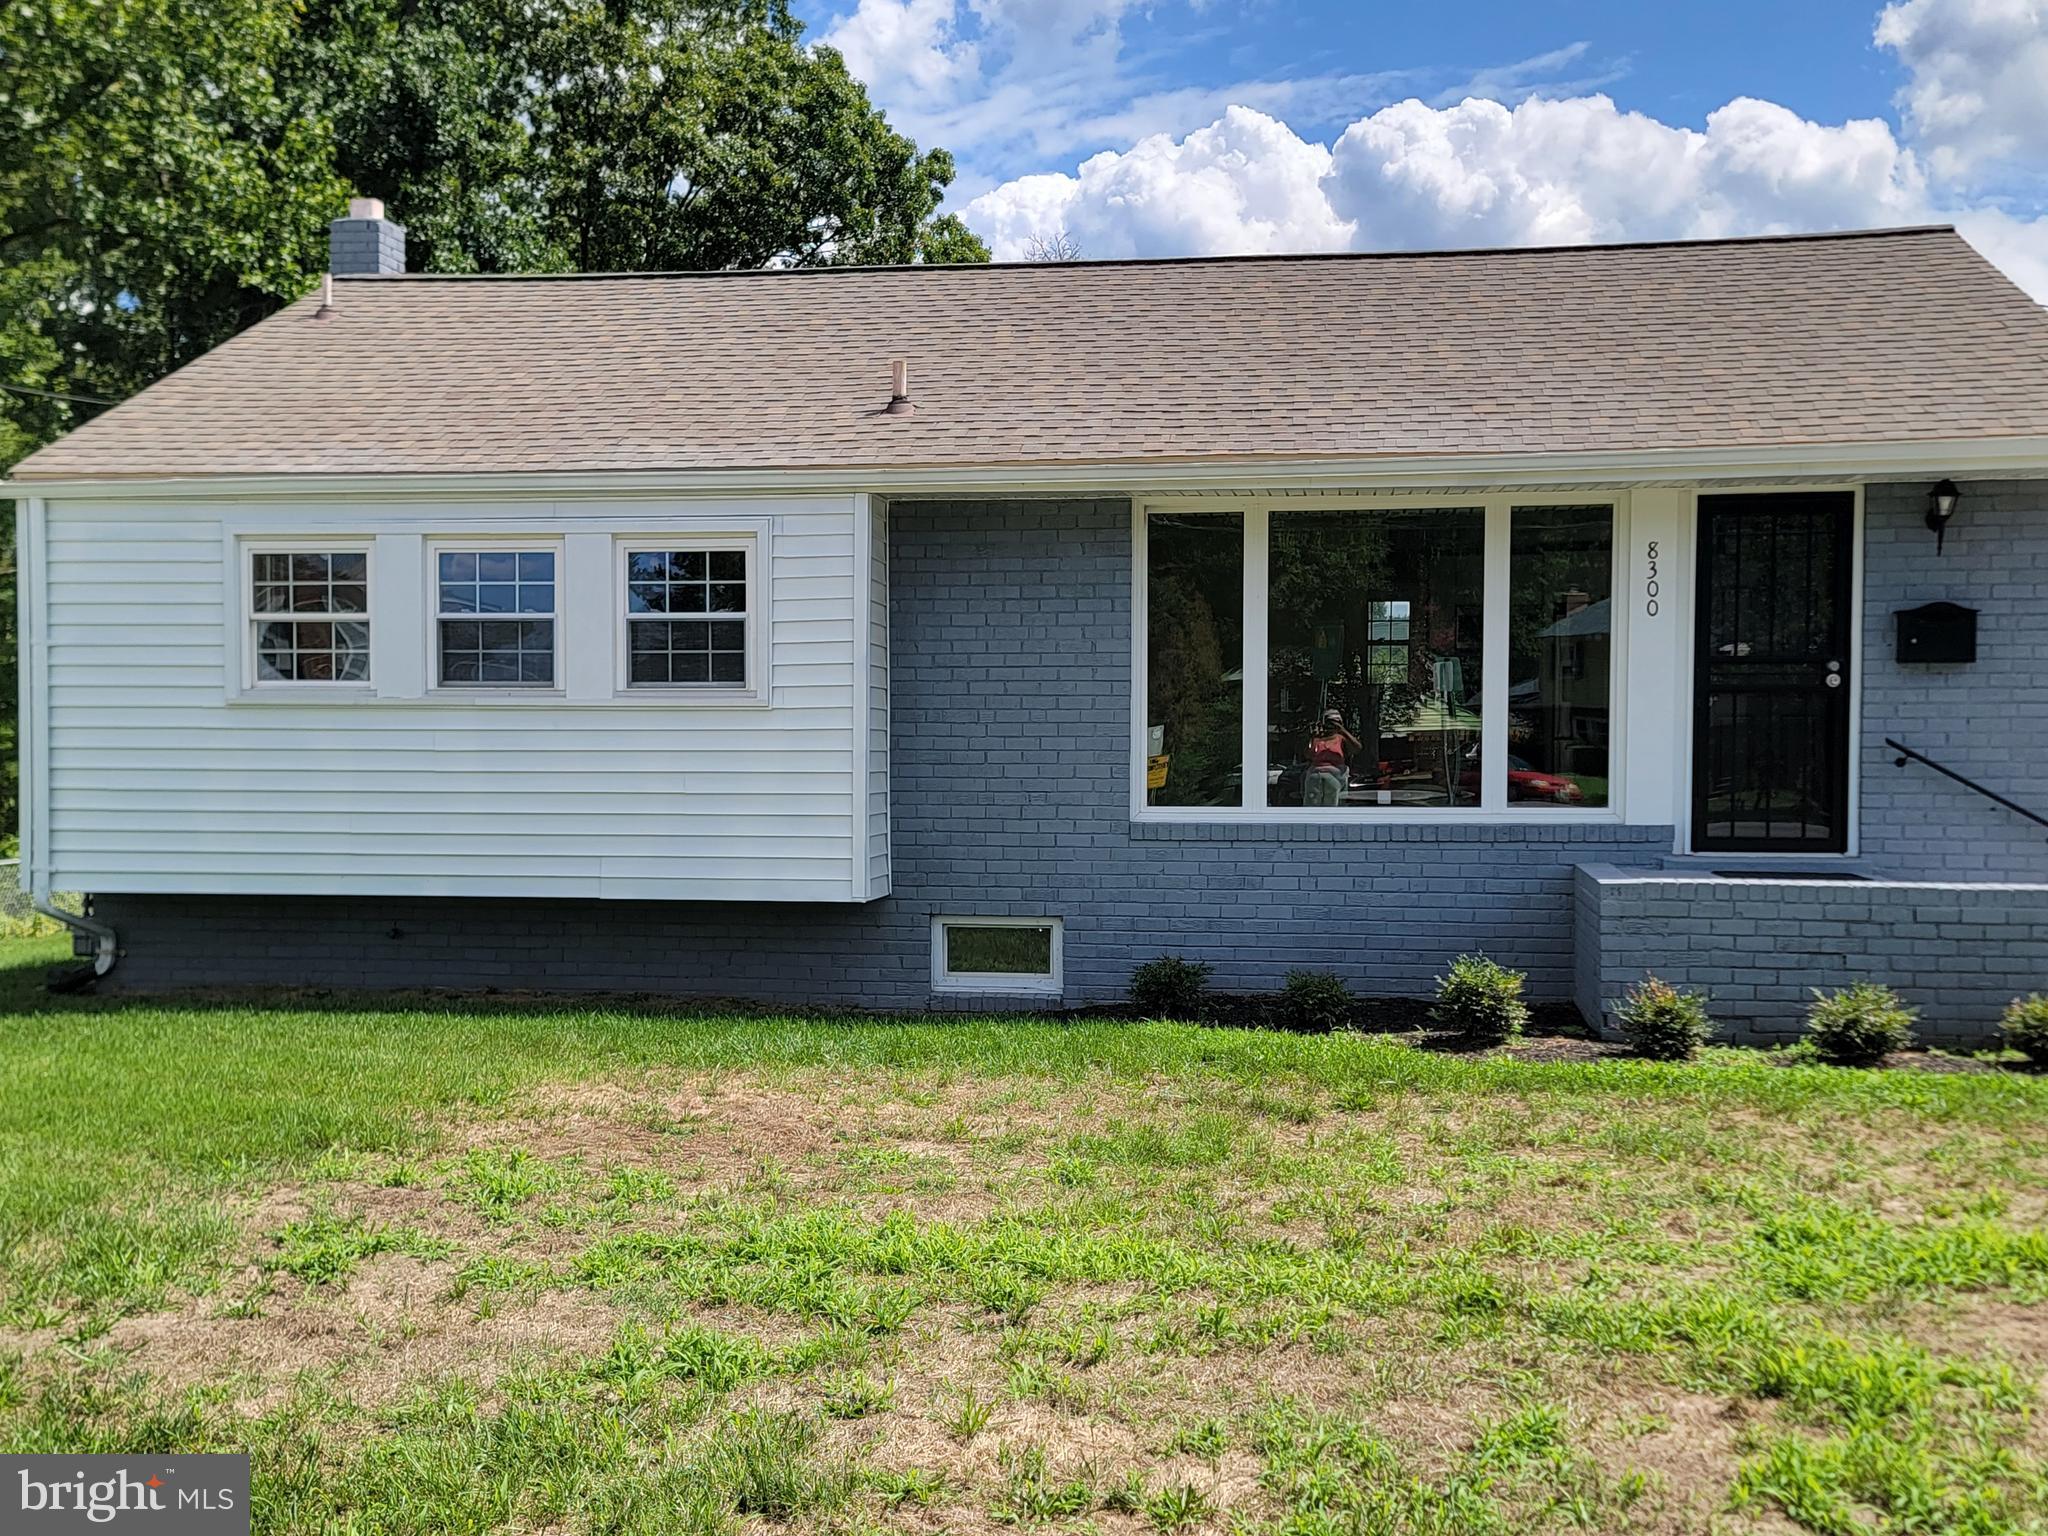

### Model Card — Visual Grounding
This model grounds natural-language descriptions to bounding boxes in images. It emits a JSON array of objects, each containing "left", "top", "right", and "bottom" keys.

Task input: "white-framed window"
[
  {"left": 1138, "top": 497, "right": 1621, "bottom": 820},
  {"left": 931, "top": 917, "right": 1063, "bottom": 996},
  {"left": 431, "top": 543, "right": 561, "bottom": 688},
  {"left": 618, "top": 539, "right": 754, "bottom": 691},
  {"left": 247, "top": 545, "right": 372, "bottom": 685}
]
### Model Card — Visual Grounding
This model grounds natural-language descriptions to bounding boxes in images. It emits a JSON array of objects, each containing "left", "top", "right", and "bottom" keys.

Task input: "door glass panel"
[{"left": 1268, "top": 508, "right": 1485, "bottom": 809}]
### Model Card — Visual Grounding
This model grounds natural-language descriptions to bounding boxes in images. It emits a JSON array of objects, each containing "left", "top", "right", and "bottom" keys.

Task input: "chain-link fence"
[{"left": 0, "top": 858, "right": 61, "bottom": 936}]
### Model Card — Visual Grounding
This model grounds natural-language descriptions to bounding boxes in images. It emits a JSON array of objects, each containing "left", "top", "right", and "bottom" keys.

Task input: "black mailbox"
[{"left": 1895, "top": 601, "right": 1977, "bottom": 664}]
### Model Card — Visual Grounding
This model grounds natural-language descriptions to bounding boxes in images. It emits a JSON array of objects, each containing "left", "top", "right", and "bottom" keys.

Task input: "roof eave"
[{"left": 13, "top": 435, "right": 2048, "bottom": 499}]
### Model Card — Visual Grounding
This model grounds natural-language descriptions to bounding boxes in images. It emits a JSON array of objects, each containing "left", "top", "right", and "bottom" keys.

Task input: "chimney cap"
[{"left": 347, "top": 197, "right": 386, "bottom": 221}]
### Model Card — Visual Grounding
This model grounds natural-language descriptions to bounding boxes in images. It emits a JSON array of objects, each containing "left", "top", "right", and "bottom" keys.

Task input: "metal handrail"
[{"left": 1884, "top": 738, "right": 2048, "bottom": 835}]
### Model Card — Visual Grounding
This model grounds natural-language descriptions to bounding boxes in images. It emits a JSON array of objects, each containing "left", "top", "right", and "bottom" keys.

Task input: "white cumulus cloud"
[
  {"left": 820, "top": 0, "right": 980, "bottom": 96},
  {"left": 1325, "top": 95, "right": 1926, "bottom": 249},
  {"left": 961, "top": 89, "right": 2048, "bottom": 301},
  {"left": 1876, "top": 0, "right": 2048, "bottom": 180},
  {"left": 963, "top": 106, "right": 1354, "bottom": 259}
]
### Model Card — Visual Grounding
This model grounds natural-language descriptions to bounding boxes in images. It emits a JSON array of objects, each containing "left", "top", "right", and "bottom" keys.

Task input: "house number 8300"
[{"left": 1644, "top": 540, "right": 1661, "bottom": 617}]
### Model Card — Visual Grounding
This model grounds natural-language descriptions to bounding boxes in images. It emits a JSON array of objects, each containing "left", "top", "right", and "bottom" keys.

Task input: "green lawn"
[{"left": 2, "top": 934, "right": 2046, "bottom": 1534}]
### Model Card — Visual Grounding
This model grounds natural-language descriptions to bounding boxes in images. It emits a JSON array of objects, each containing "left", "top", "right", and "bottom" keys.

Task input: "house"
[{"left": 11, "top": 204, "right": 2048, "bottom": 1040}]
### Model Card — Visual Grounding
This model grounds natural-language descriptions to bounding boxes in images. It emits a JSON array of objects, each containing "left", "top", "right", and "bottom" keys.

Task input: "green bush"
[
  {"left": 1614, "top": 975, "right": 1715, "bottom": 1061},
  {"left": 1275, "top": 970, "right": 1352, "bottom": 1033},
  {"left": 1432, "top": 954, "right": 1530, "bottom": 1042},
  {"left": 1805, "top": 983, "right": 1917, "bottom": 1065},
  {"left": 1129, "top": 955, "right": 1213, "bottom": 1018},
  {"left": 2000, "top": 994, "right": 2048, "bottom": 1065}
]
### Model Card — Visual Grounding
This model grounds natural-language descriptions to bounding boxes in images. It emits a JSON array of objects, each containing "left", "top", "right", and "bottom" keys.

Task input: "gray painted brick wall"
[
  {"left": 1575, "top": 864, "right": 2048, "bottom": 1044},
  {"left": 96, "top": 497, "right": 1669, "bottom": 1004},
  {"left": 1860, "top": 480, "right": 2048, "bottom": 880},
  {"left": 328, "top": 218, "right": 407, "bottom": 276}
]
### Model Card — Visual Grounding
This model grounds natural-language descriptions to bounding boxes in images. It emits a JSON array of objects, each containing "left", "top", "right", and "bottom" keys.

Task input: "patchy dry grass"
[{"left": 1, "top": 939, "right": 2047, "bottom": 1532}]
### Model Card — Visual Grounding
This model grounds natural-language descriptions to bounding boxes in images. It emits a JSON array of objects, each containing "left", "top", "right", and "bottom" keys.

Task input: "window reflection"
[
  {"left": 1267, "top": 509, "right": 1485, "bottom": 808},
  {"left": 1146, "top": 514, "right": 1245, "bottom": 807},
  {"left": 1507, "top": 507, "right": 1612, "bottom": 807}
]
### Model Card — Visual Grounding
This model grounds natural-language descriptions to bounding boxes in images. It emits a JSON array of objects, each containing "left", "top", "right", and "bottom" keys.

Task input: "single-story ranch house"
[{"left": 12, "top": 206, "right": 2048, "bottom": 1040}]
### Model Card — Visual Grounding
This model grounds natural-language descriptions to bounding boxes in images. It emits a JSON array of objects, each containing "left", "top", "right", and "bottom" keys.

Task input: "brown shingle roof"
[{"left": 14, "top": 226, "right": 2048, "bottom": 481}]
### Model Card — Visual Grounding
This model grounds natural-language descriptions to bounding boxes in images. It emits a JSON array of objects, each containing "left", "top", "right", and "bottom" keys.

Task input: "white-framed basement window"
[
  {"left": 931, "top": 917, "right": 1063, "bottom": 996},
  {"left": 1137, "top": 496, "right": 1621, "bottom": 821},
  {"left": 617, "top": 538, "right": 757, "bottom": 693},
  {"left": 247, "top": 544, "right": 372, "bottom": 686},
  {"left": 430, "top": 541, "right": 562, "bottom": 689}
]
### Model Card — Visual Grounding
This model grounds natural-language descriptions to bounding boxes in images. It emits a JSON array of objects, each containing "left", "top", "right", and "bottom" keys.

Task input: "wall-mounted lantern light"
[{"left": 1926, "top": 478, "right": 1961, "bottom": 554}]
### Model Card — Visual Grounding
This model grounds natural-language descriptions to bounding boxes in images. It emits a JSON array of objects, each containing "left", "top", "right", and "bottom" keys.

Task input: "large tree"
[
  {"left": 2, "top": 0, "right": 986, "bottom": 440},
  {"left": 0, "top": 0, "right": 346, "bottom": 409},
  {"left": 284, "top": 0, "right": 984, "bottom": 273}
]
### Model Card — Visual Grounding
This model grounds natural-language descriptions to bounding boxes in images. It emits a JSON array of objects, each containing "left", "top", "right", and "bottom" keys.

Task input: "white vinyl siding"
[
  {"left": 865, "top": 499, "right": 892, "bottom": 897},
  {"left": 37, "top": 494, "right": 880, "bottom": 903}
]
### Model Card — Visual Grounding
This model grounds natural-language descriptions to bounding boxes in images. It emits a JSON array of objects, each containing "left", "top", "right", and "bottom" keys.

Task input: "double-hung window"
[
  {"left": 250, "top": 548, "right": 371, "bottom": 684},
  {"left": 435, "top": 548, "right": 558, "bottom": 687},
  {"left": 1142, "top": 500, "right": 1617, "bottom": 815},
  {"left": 623, "top": 545, "right": 751, "bottom": 688}
]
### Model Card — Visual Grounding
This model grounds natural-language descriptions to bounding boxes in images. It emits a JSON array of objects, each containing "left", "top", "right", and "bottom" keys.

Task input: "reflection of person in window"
[{"left": 1304, "top": 709, "right": 1360, "bottom": 806}]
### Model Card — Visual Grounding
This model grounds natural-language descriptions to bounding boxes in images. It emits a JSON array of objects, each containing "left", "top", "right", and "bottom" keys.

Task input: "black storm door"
[{"left": 1692, "top": 492, "right": 1854, "bottom": 853}]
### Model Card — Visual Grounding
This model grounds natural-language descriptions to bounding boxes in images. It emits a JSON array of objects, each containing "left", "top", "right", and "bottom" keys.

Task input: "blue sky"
[{"left": 790, "top": 0, "right": 2048, "bottom": 295}]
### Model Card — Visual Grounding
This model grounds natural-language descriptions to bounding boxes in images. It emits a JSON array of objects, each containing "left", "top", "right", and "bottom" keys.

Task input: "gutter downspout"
[
  {"left": 36, "top": 899, "right": 118, "bottom": 977},
  {"left": 16, "top": 494, "right": 119, "bottom": 978}
]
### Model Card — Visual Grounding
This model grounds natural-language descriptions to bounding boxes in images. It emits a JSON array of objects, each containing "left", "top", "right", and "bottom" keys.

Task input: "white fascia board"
[{"left": 12, "top": 434, "right": 2048, "bottom": 502}]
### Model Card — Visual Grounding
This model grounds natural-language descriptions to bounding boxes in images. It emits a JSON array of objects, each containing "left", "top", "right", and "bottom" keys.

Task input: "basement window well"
[{"left": 931, "top": 918, "right": 1063, "bottom": 996}]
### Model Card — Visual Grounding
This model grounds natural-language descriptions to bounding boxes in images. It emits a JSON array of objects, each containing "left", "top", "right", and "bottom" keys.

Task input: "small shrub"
[
  {"left": 1806, "top": 982, "right": 1917, "bottom": 1065},
  {"left": 1276, "top": 970, "right": 1352, "bottom": 1033},
  {"left": 1129, "top": 955, "right": 1213, "bottom": 1018},
  {"left": 2000, "top": 994, "right": 2048, "bottom": 1065},
  {"left": 1614, "top": 975, "right": 1715, "bottom": 1061},
  {"left": 1432, "top": 954, "right": 1530, "bottom": 1042}
]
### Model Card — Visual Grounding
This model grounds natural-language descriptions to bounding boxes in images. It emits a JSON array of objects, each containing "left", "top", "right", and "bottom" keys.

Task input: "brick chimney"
[{"left": 329, "top": 197, "right": 407, "bottom": 276}]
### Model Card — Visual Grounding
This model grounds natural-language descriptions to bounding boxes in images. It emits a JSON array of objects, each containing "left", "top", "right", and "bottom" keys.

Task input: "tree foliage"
[{"left": 1, "top": 0, "right": 986, "bottom": 460}]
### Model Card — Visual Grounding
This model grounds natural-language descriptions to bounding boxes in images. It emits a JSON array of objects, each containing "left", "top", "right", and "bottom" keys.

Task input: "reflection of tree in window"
[
  {"left": 1506, "top": 506, "right": 1612, "bottom": 807},
  {"left": 1145, "top": 515, "right": 1243, "bottom": 807},
  {"left": 1267, "top": 509, "right": 1484, "bottom": 809}
]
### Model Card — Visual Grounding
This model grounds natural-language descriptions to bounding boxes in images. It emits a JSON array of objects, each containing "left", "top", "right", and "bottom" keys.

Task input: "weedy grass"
[
  {"left": 266, "top": 1212, "right": 454, "bottom": 1286},
  {"left": 1, "top": 934, "right": 2046, "bottom": 1532}
]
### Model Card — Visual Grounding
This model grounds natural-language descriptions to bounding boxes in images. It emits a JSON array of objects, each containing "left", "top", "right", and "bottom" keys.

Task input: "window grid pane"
[
  {"left": 250, "top": 550, "right": 370, "bottom": 684},
  {"left": 255, "top": 619, "right": 370, "bottom": 683},
  {"left": 440, "top": 619, "right": 556, "bottom": 686},
  {"left": 437, "top": 550, "right": 557, "bottom": 686},
  {"left": 625, "top": 548, "right": 748, "bottom": 688},
  {"left": 439, "top": 549, "right": 556, "bottom": 618}
]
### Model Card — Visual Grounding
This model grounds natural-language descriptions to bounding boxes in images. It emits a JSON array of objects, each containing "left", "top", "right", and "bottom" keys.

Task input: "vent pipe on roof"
[
  {"left": 329, "top": 196, "right": 407, "bottom": 276},
  {"left": 314, "top": 272, "right": 336, "bottom": 321},
  {"left": 884, "top": 358, "right": 915, "bottom": 415}
]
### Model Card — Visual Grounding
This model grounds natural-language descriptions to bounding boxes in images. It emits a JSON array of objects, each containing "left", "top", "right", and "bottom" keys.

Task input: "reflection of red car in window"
[{"left": 1459, "top": 753, "right": 1586, "bottom": 803}]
